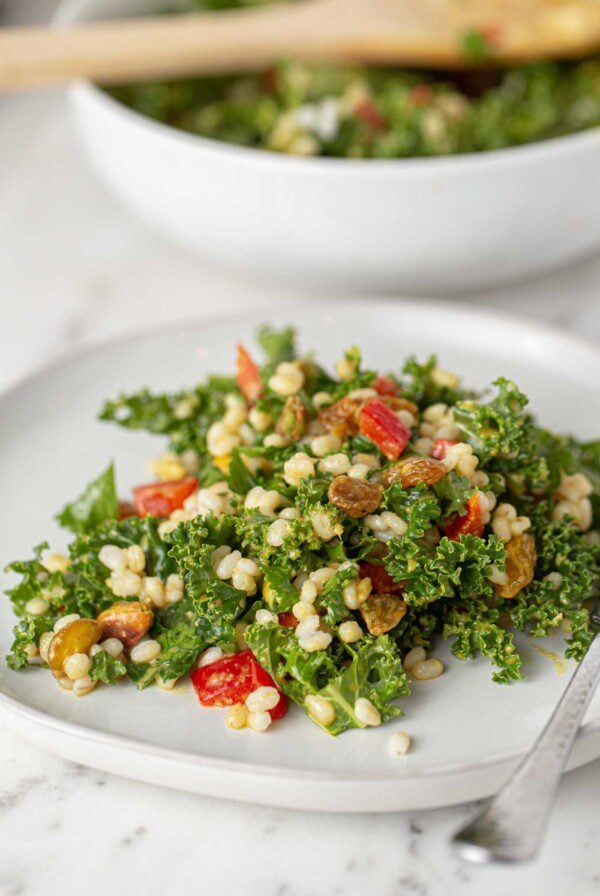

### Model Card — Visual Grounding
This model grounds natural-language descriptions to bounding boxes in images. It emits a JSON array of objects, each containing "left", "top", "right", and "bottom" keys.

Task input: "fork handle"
[{"left": 452, "top": 632, "right": 600, "bottom": 863}]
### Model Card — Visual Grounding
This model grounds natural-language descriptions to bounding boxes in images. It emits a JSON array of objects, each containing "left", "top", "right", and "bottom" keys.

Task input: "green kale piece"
[
  {"left": 385, "top": 534, "right": 505, "bottom": 606},
  {"left": 256, "top": 324, "right": 297, "bottom": 364},
  {"left": 443, "top": 601, "right": 523, "bottom": 684},
  {"left": 317, "top": 566, "right": 356, "bottom": 624},
  {"left": 7, "top": 614, "right": 56, "bottom": 670},
  {"left": 227, "top": 448, "right": 260, "bottom": 495},
  {"left": 431, "top": 471, "right": 474, "bottom": 517},
  {"left": 319, "top": 635, "right": 409, "bottom": 734},
  {"left": 509, "top": 509, "right": 598, "bottom": 660},
  {"left": 128, "top": 596, "right": 218, "bottom": 689},
  {"left": 534, "top": 431, "right": 600, "bottom": 525},
  {"left": 244, "top": 622, "right": 409, "bottom": 734},
  {"left": 4, "top": 542, "right": 69, "bottom": 616},
  {"left": 235, "top": 510, "right": 320, "bottom": 573},
  {"left": 56, "top": 462, "right": 119, "bottom": 534},
  {"left": 393, "top": 607, "right": 439, "bottom": 653},
  {"left": 89, "top": 650, "right": 126, "bottom": 684},
  {"left": 401, "top": 355, "right": 468, "bottom": 407},
  {"left": 453, "top": 378, "right": 549, "bottom": 492},
  {"left": 99, "top": 380, "right": 230, "bottom": 456},
  {"left": 262, "top": 566, "right": 298, "bottom": 612},
  {"left": 382, "top": 482, "right": 440, "bottom": 538},
  {"left": 68, "top": 515, "right": 175, "bottom": 618}
]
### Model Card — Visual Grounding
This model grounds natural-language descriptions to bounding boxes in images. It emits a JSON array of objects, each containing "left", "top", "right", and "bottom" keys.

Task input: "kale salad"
[
  {"left": 108, "top": 1, "right": 600, "bottom": 159},
  {"left": 5, "top": 328, "right": 600, "bottom": 744}
]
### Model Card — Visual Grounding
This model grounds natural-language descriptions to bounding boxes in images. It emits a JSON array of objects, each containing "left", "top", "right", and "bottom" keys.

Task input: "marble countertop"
[{"left": 2, "top": 4, "right": 600, "bottom": 889}]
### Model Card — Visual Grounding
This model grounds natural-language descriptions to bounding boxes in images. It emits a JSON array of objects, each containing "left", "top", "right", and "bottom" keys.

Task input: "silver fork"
[{"left": 452, "top": 601, "right": 600, "bottom": 864}]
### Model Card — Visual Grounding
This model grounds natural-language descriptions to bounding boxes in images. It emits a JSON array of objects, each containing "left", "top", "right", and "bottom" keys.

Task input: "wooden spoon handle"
[{"left": 0, "top": 0, "right": 348, "bottom": 92}]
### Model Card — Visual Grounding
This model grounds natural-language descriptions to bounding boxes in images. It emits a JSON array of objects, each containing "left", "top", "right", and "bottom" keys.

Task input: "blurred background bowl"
[{"left": 57, "top": 0, "right": 600, "bottom": 293}]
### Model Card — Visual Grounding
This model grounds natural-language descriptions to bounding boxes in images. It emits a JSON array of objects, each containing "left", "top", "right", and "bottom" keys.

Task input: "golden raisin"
[
  {"left": 381, "top": 455, "right": 447, "bottom": 489},
  {"left": 317, "top": 396, "right": 363, "bottom": 440},
  {"left": 360, "top": 594, "right": 407, "bottom": 636},
  {"left": 495, "top": 533, "right": 537, "bottom": 599},
  {"left": 47, "top": 619, "right": 101, "bottom": 677},
  {"left": 383, "top": 396, "right": 419, "bottom": 417},
  {"left": 97, "top": 601, "right": 154, "bottom": 649},
  {"left": 328, "top": 475, "right": 383, "bottom": 518},
  {"left": 275, "top": 396, "right": 307, "bottom": 441}
]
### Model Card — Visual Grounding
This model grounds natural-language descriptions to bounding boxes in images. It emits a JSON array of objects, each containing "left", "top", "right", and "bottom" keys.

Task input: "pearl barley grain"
[
  {"left": 305, "top": 694, "right": 336, "bottom": 726},
  {"left": 130, "top": 640, "right": 161, "bottom": 664},
  {"left": 387, "top": 731, "right": 411, "bottom": 756},
  {"left": 247, "top": 711, "right": 272, "bottom": 732},
  {"left": 354, "top": 697, "right": 381, "bottom": 727},
  {"left": 246, "top": 686, "right": 280, "bottom": 712}
]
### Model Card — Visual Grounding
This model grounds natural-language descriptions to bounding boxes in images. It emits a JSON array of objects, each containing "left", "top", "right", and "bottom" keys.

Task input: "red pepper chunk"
[
  {"left": 359, "top": 398, "right": 411, "bottom": 461},
  {"left": 431, "top": 438, "right": 458, "bottom": 460},
  {"left": 132, "top": 475, "right": 197, "bottom": 518},
  {"left": 191, "top": 650, "right": 287, "bottom": 721},
  {"left": 443, "top": 493, "right": 484, "bottom": 540},
  {"left": 236, "top": 343, "right": 262, "bottom": 404},
  {"left": 373, "top": 375, "right": 398, "bottom": 397},
  {"left": 359, "top": 562, "right": 405, "bottom": 595}
]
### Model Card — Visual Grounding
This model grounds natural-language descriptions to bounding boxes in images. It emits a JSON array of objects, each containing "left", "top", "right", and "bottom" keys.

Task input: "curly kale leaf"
[
  {"left": 453, "top": 378, "right": 549, "bottom": 492},
  {"left": 262, "top": 566, "right": 299, "bottom": 612},
  {"left": 401, "top": 354, "right": 469, "bottom": 407},
  {"left": 385, "top": 534, "right": 506, "bottom": 606},
  {"left": 256, "top": 324, "right": 297, "bottom": 364},
  {"left": 89, "top": 650, "right": 126, "bottom": 685},
  {"left": 509, "top": 510, "right": 598, "bottom": 660},
  {"left": 534, "top": 433, "right": 600, "bottom": 524},
  {"left": 393, "top": 607, "right": 439, "bottom": 653},
  {"left": 4, "top": 543, "right": 69, "bottom": 616},
  {"left": 431, "top": 472, "right": 474, "bottom": 517},
  {"left": 68, "top": 515, "right": 174, "bottom": 617},
  {"left": 57, "top": 463, "right": 119, "bottom": 535},
  {"left": 99, "top": 380, "right": 231, "bottom": 456},
  {"left": 382, "top": 482, "right": 440, "bottom": 538},
  {"left": 7, "top": 614, "right": 56, "bottom": 670},
  {"left": 234, "top": 511, "right": 320, "bottom": 573},
  {"left": 443, "top": 601, "right": 523, "bottom": 683},
  {"left": 227, "top": 448, "right": 260, "bottom": 495},
  {"left": 128, "top": 595, "right": 219, "bottom": 689},
  {"left": 245, "top": 622, "right": 408, "bottom": 734},
  {"left": 317, "top": 566, "right": 357, "bottom": 624}
]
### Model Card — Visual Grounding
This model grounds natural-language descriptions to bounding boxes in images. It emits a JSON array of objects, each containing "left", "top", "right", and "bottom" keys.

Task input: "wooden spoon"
[{"left": 1, "top": 0, "right": 600, "bottom": 92}]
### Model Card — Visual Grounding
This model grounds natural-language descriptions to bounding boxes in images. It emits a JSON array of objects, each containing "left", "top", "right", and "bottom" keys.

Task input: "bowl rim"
[{"left": 55, "top": 0, "right": 600, "bottom": 174}]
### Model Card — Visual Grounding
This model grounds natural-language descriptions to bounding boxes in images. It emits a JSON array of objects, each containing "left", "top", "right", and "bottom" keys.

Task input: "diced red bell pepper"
[
  {"left": 191, "top": 649, "right": 287, "bottom": 721},
  {"left": 278, "top": 612, "right": 298, "bottom": 629},
  {"left": 431, "top": 438, "right": 458, "bottom": 460},
  {"left": 236, "top": 343, "right": 262, "bottom": 404},
  {"left": 359, "top": 398, "right": 411, "bottom": 461},
  {"left": 356, "top": 100, "right": 387, "bottom": 130},
  {"left": 359, "top": 562, "right": 405, "bottom": 595},
  {"left": 132, "top": 475, "right": 197, "bottom": 518},
  {"left": 373, "top": 375, "right": 398, "bottom": 397},
  {"left": 443, "top": 493, "right": 484, "bottom": 540}
]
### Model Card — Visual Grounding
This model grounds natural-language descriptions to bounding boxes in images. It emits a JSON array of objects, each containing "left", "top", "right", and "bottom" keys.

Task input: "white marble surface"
[{"left": 2, "top": 3, "right": 600, "bottom": 891}]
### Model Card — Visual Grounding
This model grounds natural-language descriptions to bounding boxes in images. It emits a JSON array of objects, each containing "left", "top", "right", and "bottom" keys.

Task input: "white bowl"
[{"left": 57, "top": 0, "right": 600, "bottom": 293}]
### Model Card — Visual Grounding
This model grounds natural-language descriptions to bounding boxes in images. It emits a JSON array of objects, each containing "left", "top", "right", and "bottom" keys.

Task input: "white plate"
[{"left": 1, "top": 300, "right": 599, "bottom": 813}]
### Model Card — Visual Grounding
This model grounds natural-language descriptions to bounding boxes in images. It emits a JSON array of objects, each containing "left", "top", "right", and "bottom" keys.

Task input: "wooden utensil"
[{"left": 1, "top": 0, "right": 600, "bottom": 92}]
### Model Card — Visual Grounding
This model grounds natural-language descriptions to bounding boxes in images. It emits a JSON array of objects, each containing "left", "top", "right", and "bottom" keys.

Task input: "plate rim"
[{"left": 1, "top": 296, "right": 599, "bottom": 806}]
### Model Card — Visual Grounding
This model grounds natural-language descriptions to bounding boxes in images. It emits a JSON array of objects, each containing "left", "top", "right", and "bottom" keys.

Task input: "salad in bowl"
[{"left": 5, "top": 327, "right": 599, "bottom": 747}]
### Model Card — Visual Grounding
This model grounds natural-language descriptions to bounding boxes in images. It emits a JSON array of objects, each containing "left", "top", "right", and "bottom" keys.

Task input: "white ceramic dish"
[
  {"left": 1, "top": 299, "right": 599, "bottom": 812},
  {"left": 56, "top": 0, "right": 600, "bottom": 294}
]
